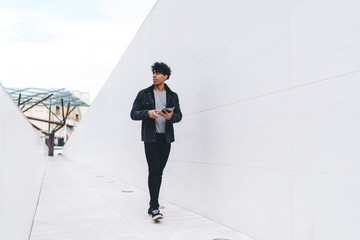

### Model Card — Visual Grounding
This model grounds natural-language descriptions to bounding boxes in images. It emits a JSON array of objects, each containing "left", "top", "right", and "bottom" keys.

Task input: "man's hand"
[
  {"left": 159, "top": 109, "right": 173, "bottom": 120},
  {"left": 148, "top": 110, "right": 161, "bottom": 119}
]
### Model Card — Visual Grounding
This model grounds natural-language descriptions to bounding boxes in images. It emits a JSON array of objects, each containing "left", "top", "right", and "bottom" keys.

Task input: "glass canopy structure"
[{"left": 5, "top": 87, "right": 89, "bottom": 107}]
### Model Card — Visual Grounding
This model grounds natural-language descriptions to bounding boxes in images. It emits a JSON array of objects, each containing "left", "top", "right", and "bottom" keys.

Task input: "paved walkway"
[{"left": 30, "top": 157, "right": 253, "bottom": 240}]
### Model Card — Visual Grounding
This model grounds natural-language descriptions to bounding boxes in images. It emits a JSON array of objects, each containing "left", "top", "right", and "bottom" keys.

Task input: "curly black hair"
[{"left": 151, "top": 62, "right": 171, "bottom": 80}]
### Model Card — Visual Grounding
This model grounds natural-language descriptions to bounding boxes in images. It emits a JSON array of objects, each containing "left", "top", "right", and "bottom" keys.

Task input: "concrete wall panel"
[
  {"left": 289, "top": 0, "right": 360, "bottom": 86},
  {"left": 291, "top": 73, "right": 360, "bottom": 175},
  {"left": 0, "top": 86, "right": 47, "bottom": 240}
]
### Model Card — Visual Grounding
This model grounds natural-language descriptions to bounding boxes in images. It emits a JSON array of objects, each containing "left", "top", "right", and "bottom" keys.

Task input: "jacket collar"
[{"left": 145, "top": 83, "right": 174, "bottom": 95}]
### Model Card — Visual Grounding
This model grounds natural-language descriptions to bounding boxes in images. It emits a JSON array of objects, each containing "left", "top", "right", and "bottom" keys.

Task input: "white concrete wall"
[
  {"left": 64, "top": 0, "right": 360, "bottom": 239},
  {"left": 0, "top": 85, "right": 48, "bottom": 240}
]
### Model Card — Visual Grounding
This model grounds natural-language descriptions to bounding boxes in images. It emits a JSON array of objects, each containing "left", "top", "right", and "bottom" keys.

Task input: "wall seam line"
[
  {"left": 28, "top": 157, "right": 49, "bottom": 240},
  {"left": 184, "top": 68, "right": 360, "bottom": 117}
]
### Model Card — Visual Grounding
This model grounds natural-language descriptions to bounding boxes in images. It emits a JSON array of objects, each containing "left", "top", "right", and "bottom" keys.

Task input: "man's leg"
[
  {"left": 158, "top": 140, "right": 171, "bottom": 191},
  {"left": 144, "top": 141, "right": 161, "bottom": 209}
]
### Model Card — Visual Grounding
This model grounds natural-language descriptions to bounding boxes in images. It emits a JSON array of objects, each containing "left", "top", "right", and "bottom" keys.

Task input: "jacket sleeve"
[
  {"left": 130, "top": 91, "right": 150, "bottom": 121},
  {"left": 169, "top": 93, "right": 182, "bottom": 124}
]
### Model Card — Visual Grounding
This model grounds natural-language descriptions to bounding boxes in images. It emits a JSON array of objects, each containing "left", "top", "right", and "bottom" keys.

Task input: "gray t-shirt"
[{"left": 153, "top": 90, "right": 167, "bottom": 133}]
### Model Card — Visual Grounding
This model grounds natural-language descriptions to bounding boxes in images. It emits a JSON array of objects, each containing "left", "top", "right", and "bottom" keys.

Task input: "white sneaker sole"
[{"left": 152, "top": 214, "right": 163, "bottom": 221}]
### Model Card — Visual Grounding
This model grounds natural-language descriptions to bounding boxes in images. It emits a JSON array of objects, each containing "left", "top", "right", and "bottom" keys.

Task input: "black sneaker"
[
  {"left": 150, "top": 209, "right": 163, "bottom": 221},
  {"left": 147, "top": 207, "right": 154, "bottom": 215}
]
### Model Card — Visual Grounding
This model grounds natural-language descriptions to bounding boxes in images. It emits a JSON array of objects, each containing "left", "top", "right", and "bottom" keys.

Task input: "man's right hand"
[{"left": 148, "top": 110, "right": 161, "bottom": 119}]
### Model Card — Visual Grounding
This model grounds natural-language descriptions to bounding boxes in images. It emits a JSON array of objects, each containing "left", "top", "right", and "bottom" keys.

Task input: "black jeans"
[{"left": 144, "top": 133, "right": 171, "bottom": 209}]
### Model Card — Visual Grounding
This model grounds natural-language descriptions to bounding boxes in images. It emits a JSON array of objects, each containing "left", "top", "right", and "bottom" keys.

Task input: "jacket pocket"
[{"left": 141, "top": 99, "right": 151, "bottom": 108}]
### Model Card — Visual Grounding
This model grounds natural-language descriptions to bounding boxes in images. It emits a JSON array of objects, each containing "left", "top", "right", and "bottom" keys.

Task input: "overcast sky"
[{"left": 0, "top": 0, "right": 157, "bottom": 103}]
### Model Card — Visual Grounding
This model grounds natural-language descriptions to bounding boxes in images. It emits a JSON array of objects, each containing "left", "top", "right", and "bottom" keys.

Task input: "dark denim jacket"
[{"left": 130, "top": 84, "right": 182, "bottom": 143}]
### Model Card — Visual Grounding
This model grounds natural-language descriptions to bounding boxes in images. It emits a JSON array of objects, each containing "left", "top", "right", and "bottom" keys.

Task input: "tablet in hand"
[{"left": 165, "top": 107, "right": 174, "bottom": 112}]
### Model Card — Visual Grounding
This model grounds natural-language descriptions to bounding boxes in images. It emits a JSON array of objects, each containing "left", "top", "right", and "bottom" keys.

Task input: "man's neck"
[{"left": 153, "top": 83, "right": 165, "bottom": 92}]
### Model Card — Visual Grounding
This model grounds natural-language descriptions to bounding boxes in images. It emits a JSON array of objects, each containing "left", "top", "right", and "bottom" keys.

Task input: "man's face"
[{"left": 153, "top": 71, "right": 167, "bottom": 85}]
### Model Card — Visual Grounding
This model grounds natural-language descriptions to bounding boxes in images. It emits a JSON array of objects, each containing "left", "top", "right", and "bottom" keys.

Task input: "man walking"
[{"left": 130, "top": 62, "right": 182, "bottom": 221}]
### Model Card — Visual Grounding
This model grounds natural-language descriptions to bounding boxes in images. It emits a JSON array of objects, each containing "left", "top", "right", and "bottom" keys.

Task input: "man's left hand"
[{"left": 159, "top": 109, "right": 173, "bottom": 120}]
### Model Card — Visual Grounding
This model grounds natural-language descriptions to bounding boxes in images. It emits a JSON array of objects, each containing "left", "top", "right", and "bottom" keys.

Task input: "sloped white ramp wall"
[
  {"left": 0, "top": 85, "right": 48, "bottom": 239},
  {"left": 64, "top": 0, "right": 360, "bottom": 239}
]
